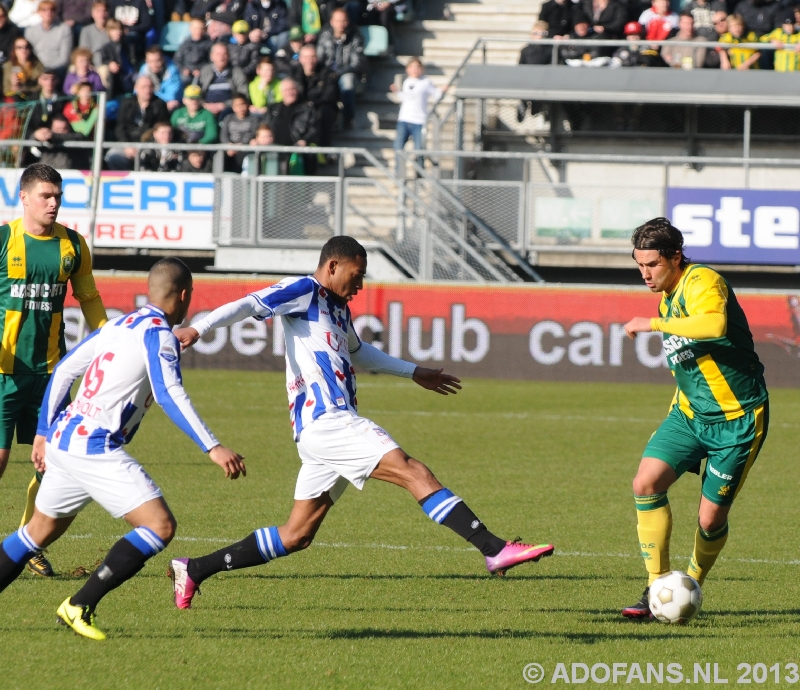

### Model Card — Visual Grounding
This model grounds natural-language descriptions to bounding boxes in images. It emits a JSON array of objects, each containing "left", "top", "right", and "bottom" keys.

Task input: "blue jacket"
[{"left": 138, "top": 58, "right": 183, "bottom": 103}]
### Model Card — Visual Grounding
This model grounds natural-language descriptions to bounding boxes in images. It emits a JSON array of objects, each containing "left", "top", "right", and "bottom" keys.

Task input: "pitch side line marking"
[
  {"left": 62, "top": 534, "right": 800, "bottom": 565},
  {"left": 364, "top": 410, "right": 800, "bottom": 428}
]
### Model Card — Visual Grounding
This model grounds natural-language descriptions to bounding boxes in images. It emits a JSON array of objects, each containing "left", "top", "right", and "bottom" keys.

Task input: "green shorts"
[
  {"left": 643, "top": 402, "right": 769, "bottom": 506},
  {"left": 0, "top": 374, "right": 51, "bottom": 449}
]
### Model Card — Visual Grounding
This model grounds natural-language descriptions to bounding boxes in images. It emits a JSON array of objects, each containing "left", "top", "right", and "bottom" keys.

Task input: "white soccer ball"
[{"left": 648, "top": 571, "right": 702, "bottom": 624}]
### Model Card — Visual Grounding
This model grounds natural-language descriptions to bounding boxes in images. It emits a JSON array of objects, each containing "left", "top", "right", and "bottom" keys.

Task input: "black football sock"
[
  {"left": 71, "top": 528, "right": 165, "bottom": 610},
  {"left": 0, "top": 548, "right": 27, "bottom": 592},
  {"left": 419, "top": 489, "right": 507, "bottom": 558},
  {"left": 187, "top": 528, "right": 287, "bottom": 584}
]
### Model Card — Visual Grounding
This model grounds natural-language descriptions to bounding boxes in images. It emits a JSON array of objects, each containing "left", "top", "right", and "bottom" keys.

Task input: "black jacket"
[
  {"left": 732, "top": 0, "right": 780, "bottom": 35},
  {"left": 579, "top": 0, "right": 627, "bottom": 38},
  {"left": 243, "top": 0, "right": 289, "bottom": 37},
  {"left": 99, "top": 40, "right": 136, "bottom": 97},
  {"left": 290, "top": 64, "right": 339, "bottom": 107},
  {"left": 108, "top": 0, "right": 152, "bottom": 33},
  {"left": 264, "top": 99, "right": 317, "bottom": 145},
  {"left": 115, "top": 95, "right": 169, "bottom": 142},
  {"left": 558, "top": 31, "right": 604, "bottom": 62},
  {"left": 519, "top": 43, "right": 553, "bottom": 65},
  {"left": 24, "top": 96, "right": 66, "bottom": 137},
  {"left": 30, "top": 129, "right": 91, "bottom": 169},
  {"left": 139, "top": 147, "right": 181, "bottom": 172},
  {"left": 538, "top": 0, "right": 573, "bottom": 36},
  {"left": 0, "top": 20, "right": 21, "bottom": 65},
  {"left": 190, "top": 0, "right": 246, "bottom": 24}
]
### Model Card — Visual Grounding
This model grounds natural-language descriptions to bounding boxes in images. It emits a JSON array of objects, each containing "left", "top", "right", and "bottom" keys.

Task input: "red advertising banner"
[{"left": 64, "top": 276, "right": 800, "bottom": 387}]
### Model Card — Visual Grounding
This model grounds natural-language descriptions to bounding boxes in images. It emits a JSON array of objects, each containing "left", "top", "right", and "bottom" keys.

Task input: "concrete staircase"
[{"left": 332, "top": 0, "right": 544, "bottom": 242}]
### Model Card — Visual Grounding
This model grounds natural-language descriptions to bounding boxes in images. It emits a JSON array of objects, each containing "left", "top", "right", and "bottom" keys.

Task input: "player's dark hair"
[
  {"left": 20, "top": 163, "right": 62, "bottom": 192},
  {"left": 148, "top": 257, "right": 192, "bottom": 293},
  {"left": 318, "top": 236, "right": 367, "bottom": 266},
  {"left": 631, "top": 217, "right": 689, "bottom": 268}
]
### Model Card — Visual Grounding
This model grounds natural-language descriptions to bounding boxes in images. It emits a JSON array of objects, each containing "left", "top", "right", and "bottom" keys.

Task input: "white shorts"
[
  {"left": 35, "top": 444, "right": 163, "bottom": 519},
  {"left": 294, "top": 413, "right": 400, "bottom": 501}
]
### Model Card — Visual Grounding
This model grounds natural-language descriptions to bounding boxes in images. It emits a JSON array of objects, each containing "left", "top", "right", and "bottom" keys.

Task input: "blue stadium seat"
[
  {"left": 360, "top": 25, "right": 389, "bottom": 57},
  {"left": 161, "top": 21, "right": 191, "bottom": 53}
]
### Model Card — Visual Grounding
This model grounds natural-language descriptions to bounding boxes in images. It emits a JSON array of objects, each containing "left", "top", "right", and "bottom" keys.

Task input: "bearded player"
[
  {"left": 0, "top": 164, "right": 108, "bottom": 577},
  {"left": 168, "top": 236, "right": 554, "bottom": 607},
  {"left": 621, "top": 218, "right": 768, "bottom": 619}
]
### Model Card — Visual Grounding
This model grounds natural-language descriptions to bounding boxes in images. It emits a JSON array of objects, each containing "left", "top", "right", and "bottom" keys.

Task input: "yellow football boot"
[{"left": 56, "top": 598, "right": 107, "bottom": 641}]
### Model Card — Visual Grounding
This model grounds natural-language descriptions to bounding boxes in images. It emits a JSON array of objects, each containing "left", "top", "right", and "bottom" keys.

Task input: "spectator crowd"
[
  {"left": 0, "top": 0, "right": 407, "bottom": 171},
  {"left": 529, "top": 0, "right": 800, "bottom": 71}
]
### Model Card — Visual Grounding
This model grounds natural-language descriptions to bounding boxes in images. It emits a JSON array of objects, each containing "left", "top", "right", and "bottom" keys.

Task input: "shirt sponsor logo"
[
  {"left": 159, "top": 345, "right": 178, "bottom": 363},
  {"left": 670, "top": 350, "right": 695, "bottom": 365},
  {"left": 325, "top": 331, "right": 347, "bottom": 352},
  {"left": 10, "top": 283, "right": 66, "bottom": 299},
  {"left": 662, "top": 334, "right": 695, "bottom": 355}
]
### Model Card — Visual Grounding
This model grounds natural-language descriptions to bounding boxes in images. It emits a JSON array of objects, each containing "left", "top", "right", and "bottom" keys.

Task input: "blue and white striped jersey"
[
  {"left": 37, "top": 304, "right": 219, "bottom": 455},
  {"left": 193, "top": 276, "right": 364, "bottom": 440}
]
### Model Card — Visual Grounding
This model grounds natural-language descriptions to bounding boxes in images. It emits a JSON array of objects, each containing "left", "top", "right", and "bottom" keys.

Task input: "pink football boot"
[
  {"left": 485, "top": 540, "right": 554, "bottom": 576},
  {"left": 169, "top": 557, "right": 200, "bottom": 609}
]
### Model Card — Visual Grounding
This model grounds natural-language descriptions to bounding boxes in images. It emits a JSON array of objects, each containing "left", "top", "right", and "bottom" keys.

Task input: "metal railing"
[
  {"left": 427, "top": 36, "right": 785, "bottom": 151},
  {"left": 0, "top": 92, "right": 526, "bottom": 283}
]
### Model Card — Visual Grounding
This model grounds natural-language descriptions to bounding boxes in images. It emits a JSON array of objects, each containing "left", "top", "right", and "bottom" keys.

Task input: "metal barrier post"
[
  {"left": 334, "top": 156, "right": 344, "bottom": 236},
  {"left": 521, "top": 157, "right": 529, "bottom": 250},
  {"left": 455, "top": 98, "right": 464, "bottom": 180},
  {"left": 249, "top": 174, "right": 258, "bottom": 243},
  {"left": 743, "top": 108, "right": 751, "bottom": 189},
  {"left": 88, "top": 91, "right": 107, "bottom": 251}
]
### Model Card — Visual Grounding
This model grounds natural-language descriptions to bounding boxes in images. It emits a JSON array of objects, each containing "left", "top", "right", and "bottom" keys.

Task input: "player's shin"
[
  {"left": 635, "top": 493, "right": 672, "bottom": 585},
  {"left": 70, "top": 527, "right": 165, "bottom": 611},
  {"left": 187, "top": 527, "right": 287, "bottom": 584},
  {"left": 688, "top": 521, "right": 728, "bottom": 586},
  {"left": 418, "top": 489, "right": 506, "bottom": 557},
  {"left": 0, "top": 526, "right": 43, "bottom": 590}
]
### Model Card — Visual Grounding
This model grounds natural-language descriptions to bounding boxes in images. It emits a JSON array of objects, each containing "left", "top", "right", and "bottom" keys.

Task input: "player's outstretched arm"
[
  {"left": 208, "top": 445, "right": 247, "bottom": 479},
  {"left": 174, "top": 296, "right": 265, "bottom": 350},
  {"left": 143, "top": 329, "right": 223, "bottom": 453},
  {"left": 412, "top": 367, "right": 462, "bottom": 396},
  {"left": 624, "top": 317, "right": 654, "bottom": 339}
]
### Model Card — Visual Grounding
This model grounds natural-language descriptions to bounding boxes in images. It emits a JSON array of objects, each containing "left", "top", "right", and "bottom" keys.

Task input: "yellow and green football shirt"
[
  {"left": 0, "top": 218, "right": 107, "bottom": 375},
  {"left": 719, "top": 31, "right": 760, "bottom": 69},
  {"left": 650, "top": 264, "right": 767, "bottom": 423},
  {"left": 760, "top": 29, "right": 800, "bottom": 71}
]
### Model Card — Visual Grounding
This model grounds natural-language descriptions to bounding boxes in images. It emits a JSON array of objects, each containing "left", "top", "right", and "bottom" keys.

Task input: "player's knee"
[
  {"left": 632, "top": 474, "right": 653, "bottom": 496},
  {"left": 698, "top": 512, "right": 726, "bottom": 533},
  {"left": 151, "top": 515, "right": 177, "bottom": 544}
]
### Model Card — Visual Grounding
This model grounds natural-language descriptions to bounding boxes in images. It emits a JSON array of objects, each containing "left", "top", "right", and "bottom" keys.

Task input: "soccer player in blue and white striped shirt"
[
  {"left": 0, "top": 258, "right": 245, "bottom": 640},
  {"left": 168, "top": 237, "right": 554, "bottom": 609}
]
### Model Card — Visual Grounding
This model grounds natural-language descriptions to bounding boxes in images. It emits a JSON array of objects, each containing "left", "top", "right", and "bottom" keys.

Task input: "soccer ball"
[{"left": 648, "top": 571, "right": 702, "bottom": 624}]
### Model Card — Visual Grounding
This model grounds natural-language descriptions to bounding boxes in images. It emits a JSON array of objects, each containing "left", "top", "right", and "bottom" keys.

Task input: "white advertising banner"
[{"left": 0, "top": 169, "right": 215, "bottom": 250}]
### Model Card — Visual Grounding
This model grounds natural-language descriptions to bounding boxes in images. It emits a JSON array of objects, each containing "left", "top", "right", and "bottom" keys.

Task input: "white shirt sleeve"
[
  {"left": 350, "top": 340, "right": 416, "bottom": 378},
  {"left": 37, "top": 328, "right": 101, "bottom": 435},
  {"left": 142, "top": 327, "right": 219, "bottom": 452},
  {"left": 192, "top": 277, "right": 317, "bottom": 337}
]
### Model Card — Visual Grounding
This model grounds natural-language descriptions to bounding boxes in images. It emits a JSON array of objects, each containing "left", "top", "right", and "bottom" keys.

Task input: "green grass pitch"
[{"left": 1, "top": 372, "right": 799, "bottom": 689}]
